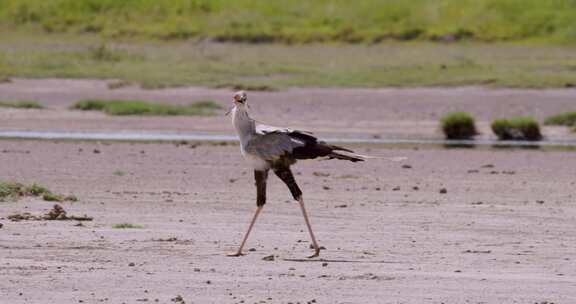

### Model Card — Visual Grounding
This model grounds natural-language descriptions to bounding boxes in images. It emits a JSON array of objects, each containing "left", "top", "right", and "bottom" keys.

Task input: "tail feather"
[
  {"left": 289, "top": 133, "right": 406, "bottom": 163},
  {"left": 329, "top": 151, "right": 407, "bottom": 163},
  {"left": 328, "top": 151, "right": 364, "bottom": 162}
]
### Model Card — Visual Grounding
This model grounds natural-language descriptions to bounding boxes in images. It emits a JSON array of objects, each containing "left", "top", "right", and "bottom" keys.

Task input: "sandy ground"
[
  {"left": 1, "top": 79, "right": 576, "bottom": 141},
  {"left": 1, "top": 140, "right": 575, "bottom": 303}
]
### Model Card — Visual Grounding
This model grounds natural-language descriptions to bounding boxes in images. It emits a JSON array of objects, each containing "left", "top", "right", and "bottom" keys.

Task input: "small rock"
[
  {"left": 439, "top": 188, "right": 447, "bottom": 194},
  {"left": 335, "top": 204, "right": 347, "bottom": 208},
  {"left": 93, "top": 149, "right": 101, "bottom": 154},
  {"left": 412, "top": 186, "right": 419, "bottom": 191},
  {"left": 401, "top": 164, "right": 412, "bottom": 169},
  {"left": 322, "top": 186, "right": 331, "bottom": 190},
  {"left": 248, "top": 248, "right": 256, "bottom": 252},
  {"left": 128, "top": 262, "right": 135, "bottom": 267},
  {"left": 262, "top": 255, "right": 275, "bottom": 261},
  {"left": 392, "top": 186, "right": 400, "bottom": 191},
  {"left": 536, "top": 200, "right": 545, "bottom": 204},
  {"left": 322, "top": 262, "right": 328, "bottom": 267}
]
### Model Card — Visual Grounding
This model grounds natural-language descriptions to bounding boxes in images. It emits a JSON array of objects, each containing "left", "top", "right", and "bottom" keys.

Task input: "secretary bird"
[{"left": 228, "top": 91, "right": 367, "bottom": 258}]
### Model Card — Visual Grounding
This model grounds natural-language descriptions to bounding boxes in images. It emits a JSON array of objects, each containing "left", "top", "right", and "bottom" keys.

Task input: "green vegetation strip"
[
  {"left": 545, "top": 112, "right": 576, "bottom": 127},
  {"left": 1, "top": 0, "right": 576, "bottom": 43},
  {"left": 71, "top": 99, "right": 221, "bottom": 116},
  {"left": 0, "top": 100, "right": 43, "bottom": 109},
  {"left": 2, "top": 33, "right": 576, "bottom": 89},
  {"left": 0, "top": 181, "right": 77, "bottom": 202}
]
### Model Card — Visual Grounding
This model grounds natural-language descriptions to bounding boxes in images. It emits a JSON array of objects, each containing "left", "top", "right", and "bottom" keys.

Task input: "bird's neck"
[{"left": 232, "top": 106, "right": 255, "bottom": 145}]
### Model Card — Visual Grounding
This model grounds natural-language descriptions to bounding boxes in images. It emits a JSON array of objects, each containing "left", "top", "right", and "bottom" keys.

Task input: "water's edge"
[{"left": 1, "top": 130, "right": 575, "bottom": 150}]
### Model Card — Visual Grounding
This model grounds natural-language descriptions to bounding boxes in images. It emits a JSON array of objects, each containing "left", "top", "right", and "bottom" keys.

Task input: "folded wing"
[{"left": 246, "top": 123, "right": 363, "bottom": 162}]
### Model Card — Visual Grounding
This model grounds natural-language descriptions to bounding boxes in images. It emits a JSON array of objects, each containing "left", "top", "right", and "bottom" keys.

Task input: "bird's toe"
[{"left": 307, "top": 250, "right": 321, "bottom": 259}]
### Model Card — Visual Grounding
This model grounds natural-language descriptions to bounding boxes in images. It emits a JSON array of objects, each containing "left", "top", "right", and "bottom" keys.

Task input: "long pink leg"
[
  {"left": 227, "top": 206, "right": 263, "bottom": 257},
  {"left": 298, "top": 197, "right": 321, "bottom": 258}
]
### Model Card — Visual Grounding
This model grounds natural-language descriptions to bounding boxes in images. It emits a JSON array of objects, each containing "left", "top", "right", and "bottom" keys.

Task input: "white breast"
[{"left": 243, "top": 151, "right": 270, "bottom": 171}]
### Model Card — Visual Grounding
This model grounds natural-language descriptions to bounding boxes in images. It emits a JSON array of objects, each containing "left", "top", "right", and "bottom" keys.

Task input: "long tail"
[
  {"left": 328, "top": 145, "right": 407, "bottom": 163},
  {"left": 291, "top": 135, "right": 407, "bottom": 163},
  {"left": 328, "top": 151, "right": 364, "bottom": 162}
]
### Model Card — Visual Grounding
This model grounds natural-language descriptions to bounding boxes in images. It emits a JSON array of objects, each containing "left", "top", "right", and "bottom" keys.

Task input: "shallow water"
[{"left": 2, "top": 130, "right": 576, "bottom": 151}]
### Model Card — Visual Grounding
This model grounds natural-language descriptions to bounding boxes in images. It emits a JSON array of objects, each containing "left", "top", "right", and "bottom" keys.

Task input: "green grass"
[
  {"left": 42, "top": 192, "right": 78, "bottom": 202},
  {"left": 441, "top": 112, "right": 478, "bottom": 140},
  {"left": 1, "top": 0, "right": 576, "bottom": 43},
  {"left": 113, "top": 223, "right": 144, "bottom": 229},
  {"left": 544, "top": 112, "right": 576, "bottom": 127},
  {"left": 0, "top": 100, "right": 43, "bottom": 109},
  {"left": 0, "top": 181, "right": 75, "bottom": 202},
  {"left": 491, "top": 117, "right": 543, "bottom": 141},
  {"left": 1, "top": 33, "right": 576, "bottom": 89},
  {"left": 71, "top": 99, "right": 222, "bottom": 116}
]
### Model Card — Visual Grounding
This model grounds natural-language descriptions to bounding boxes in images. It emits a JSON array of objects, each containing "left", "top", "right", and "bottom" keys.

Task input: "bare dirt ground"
[
  {"left": 1, "top": 79, "right": 576, "bottom": 141},
  {"left": 1, "top": 140, "right": 575, "bottom": 303}
]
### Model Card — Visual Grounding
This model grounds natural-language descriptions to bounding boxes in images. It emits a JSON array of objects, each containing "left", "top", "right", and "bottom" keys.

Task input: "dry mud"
[{"left": 1, "top": 141, "right": 575, "bottom": 303}]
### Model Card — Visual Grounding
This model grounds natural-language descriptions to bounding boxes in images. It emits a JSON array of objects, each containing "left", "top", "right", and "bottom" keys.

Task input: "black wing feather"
[{"left": 288, "top": 131, "right": 362, "bottom": 162}]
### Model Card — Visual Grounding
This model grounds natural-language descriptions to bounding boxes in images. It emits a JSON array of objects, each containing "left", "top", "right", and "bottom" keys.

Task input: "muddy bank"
[
  {"left": 1, "top": 79, "right": 575, "bottom": 141},
  {"left": 0, "top": 141, "right": 575, "bottom": 303}
]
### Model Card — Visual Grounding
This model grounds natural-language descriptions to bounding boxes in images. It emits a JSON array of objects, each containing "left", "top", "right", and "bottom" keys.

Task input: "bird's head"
[{"left": 233, "top": 91, "right": 248, "bottom": 107}]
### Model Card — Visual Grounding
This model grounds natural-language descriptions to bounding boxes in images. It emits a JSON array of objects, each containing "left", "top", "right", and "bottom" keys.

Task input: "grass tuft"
[
  {"left": 544, "top": 112, "right": 576, "bottom": 127},
  {"left": 70, "top": 99, "right": 222, "bottom": 116},
  {"left": 0, "top": 181, "right": 74, "bottom": 202},
  {"left": 491, "top": 117, "right": 542, "bottom": 141},
  {"left": 441, "top": 112, "right": 477, "bottom": 140},
  {"left": 0, "top": 100, "right": 43, "bottom": 109},
  {"left": 112, "top": 223, "right": 144, "bottom": 229}
]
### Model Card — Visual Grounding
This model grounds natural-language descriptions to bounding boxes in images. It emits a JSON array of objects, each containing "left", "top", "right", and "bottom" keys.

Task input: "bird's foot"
[
  {"left": 227, "top": 251, "right": 245, "bottom": 257},
  {"left": 307, "top": 248, "right": 321, "bottom": 259}
]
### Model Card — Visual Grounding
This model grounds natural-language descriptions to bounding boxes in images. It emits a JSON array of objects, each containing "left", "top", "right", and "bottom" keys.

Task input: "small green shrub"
[
  {"left": 441, "top": 112, "right": 477, "bottom": 139},
  {"left": 42, "top": 192, "right": 65, "bottom": 202},
  {"left": 70, "top": 99, "right": 222, "bottom": 116},
  {"left": 0, "top": 100, "right": 43, "bottom": 109},
  {"left": 544, "top": 112, "right": 576, "bottom": 127},
  {"left": 0, "top": 182, "right": 74, "bottom": 202},
  {"left": 26, "top": 184, "right": 51, "bottom": 196},
  {"left": 113, "top": 223, "right": 144, "bottom": 229},
  {"left": 0, "top": 182, "right": 25, "bottom": 202},
  {"left": 491, "top": 117, "right": 542, "bottom": 141}
]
